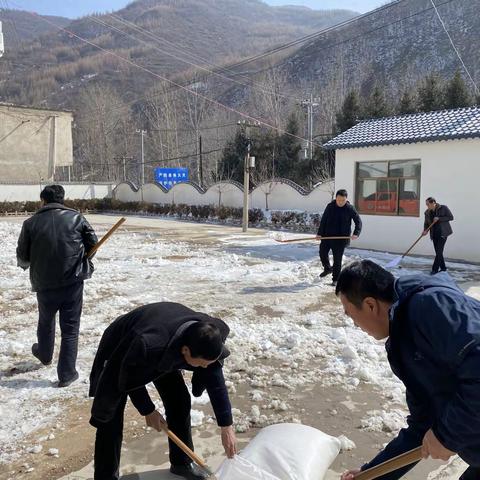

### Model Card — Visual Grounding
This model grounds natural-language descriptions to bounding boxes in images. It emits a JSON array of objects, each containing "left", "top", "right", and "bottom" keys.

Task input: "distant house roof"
[
  {"left": 323, "top": 106, "right": 480, "bottom": 150},
  {"left": 0, "top": 102, "right": 73, "bottom": 115}
]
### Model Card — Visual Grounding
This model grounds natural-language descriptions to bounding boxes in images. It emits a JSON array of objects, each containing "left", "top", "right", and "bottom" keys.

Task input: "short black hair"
[
  {"left": 426, "top": 197, "right": 436, "bottom": 204},
  {"left": 335, "top": 260, "right": 395, "bottom": 307},
  {"left": 182, "top": 322, "right": 224, "bottom": 360},
  {"left": 40, "top": 184, "right": 65, "bottom": 204},
  {"left": 336, "top": 189, "right": 348, "bottom": 198}
]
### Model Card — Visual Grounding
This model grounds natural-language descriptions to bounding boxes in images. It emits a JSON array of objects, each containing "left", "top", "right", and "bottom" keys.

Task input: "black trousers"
[
  {"left": 36, "top": 281, "right": 83, "bottom": 382},
  {"left": 319, "top": 239, "right": 347, "bottom": 281},
  {"left": 432, "top": 236, "right": 448, "bottom": 273},
  {"left": 93, "top": 370, "right": 193, "bottom": 480},
  {"left": 460, "top": 466, "right": 480, "bottom": 480}
]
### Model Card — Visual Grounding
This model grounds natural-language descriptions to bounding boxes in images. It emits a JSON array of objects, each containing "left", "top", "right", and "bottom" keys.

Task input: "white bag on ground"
[{"left": 216, "top": 423, "right": 341, "bottom": 480}]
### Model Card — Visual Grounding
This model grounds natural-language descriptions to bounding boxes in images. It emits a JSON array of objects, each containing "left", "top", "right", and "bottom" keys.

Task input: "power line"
[
  {"left": 94, "top": 12, "right": 304, "bottom": 102},
  {"left": 250, "top": 0, "right": 458, "bottom": 79},
  {"left": 15, "top": 11, "right": 319, "bottom": 148},
  {"left": 86, "top": 147, "right": 224, "bottom": 167},
  {"left": 69, "top": 0, "right": 458, "bottom": 122},
  {"left": 429, "top": 0, "right": 479, "bottom": 95}
]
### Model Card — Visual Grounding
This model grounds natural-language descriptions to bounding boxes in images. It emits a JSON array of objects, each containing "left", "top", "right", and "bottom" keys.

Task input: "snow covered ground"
[{"left": 0, "top": 216, "right": 478, "bottom": 478}]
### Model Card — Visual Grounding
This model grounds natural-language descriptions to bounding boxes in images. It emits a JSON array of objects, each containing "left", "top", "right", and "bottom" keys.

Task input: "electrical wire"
[{"left": 429, "top": 0, "right": 479, "bottom": 95}]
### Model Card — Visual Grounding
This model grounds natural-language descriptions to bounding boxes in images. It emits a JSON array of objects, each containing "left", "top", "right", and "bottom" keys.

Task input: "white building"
[
  {"left": 0, "top": 103, "right": 73, "bottom": 183},
  {"left": 324, "top": 106, "right": 480, "bottom": 263}
]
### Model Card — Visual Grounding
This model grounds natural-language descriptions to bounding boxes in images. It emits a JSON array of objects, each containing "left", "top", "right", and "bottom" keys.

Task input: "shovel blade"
[{"left": 385, "top": 256, "right": 403, "bottom": 269}]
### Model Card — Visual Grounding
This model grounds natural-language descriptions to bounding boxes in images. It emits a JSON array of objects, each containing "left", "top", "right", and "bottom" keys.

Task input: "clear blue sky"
[{"left": 9, "top": 0, "right": 386, "bottom": 18}]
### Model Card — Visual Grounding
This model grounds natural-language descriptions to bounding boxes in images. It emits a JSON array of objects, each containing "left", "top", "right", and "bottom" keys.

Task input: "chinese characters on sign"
[{"left": 154, "top": 168, "right": 189, "bottom": 190}]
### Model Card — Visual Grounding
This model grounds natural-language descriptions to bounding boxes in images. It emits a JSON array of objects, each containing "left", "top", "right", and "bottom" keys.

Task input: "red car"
[{"left": 358, "top": 191, "right": 419, "bottom": 215}]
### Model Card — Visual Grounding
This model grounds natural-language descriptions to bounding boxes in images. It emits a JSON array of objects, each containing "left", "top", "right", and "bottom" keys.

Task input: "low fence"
[
  {"left": 113, "top": 179, "right": 335, "bottom": 213},
  {"left": 0, "top": 183, "right": 115, "bottom": 202}
]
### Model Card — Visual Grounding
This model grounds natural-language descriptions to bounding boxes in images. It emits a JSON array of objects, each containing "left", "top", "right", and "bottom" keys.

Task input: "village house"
[
  {"left": 324, "top": 106, "right": 480, "bottom": 263},
  {"left": 0, "top": 103, "right": 73, "bottom": 183}
]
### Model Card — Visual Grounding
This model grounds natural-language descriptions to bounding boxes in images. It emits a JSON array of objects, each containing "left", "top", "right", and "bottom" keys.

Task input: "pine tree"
[
  {"left": 216, "top": 131, "right": 248, "bottom": 183},
  {"left": 397, "top": 90, "right": 417, "bottom": 115},
  {"left": 443, "top": 70, "right": 473, "bottom": 109},
  {"left": 417, "top": 74, "right": 444, "bottom": 112},
  {"left": 364, "top": 85, "right": 391, "bottom": 119},
  {"left": 275, "top": 113, "right": 302, "bottom": 181},
  {"left": 335, "top": 90, "right": 362, "bottom": 133}
]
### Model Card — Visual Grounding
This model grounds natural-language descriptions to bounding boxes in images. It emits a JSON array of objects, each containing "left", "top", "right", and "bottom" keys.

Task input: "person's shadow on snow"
[
  {"left": 121, "top": 470, "right": 178, "bottom": 479},
  {"left": 241, "top": 282, "right": 312, "bottom": 294},
  {"left": 0, "top": 377, "right": 54, "bottom": 389}
]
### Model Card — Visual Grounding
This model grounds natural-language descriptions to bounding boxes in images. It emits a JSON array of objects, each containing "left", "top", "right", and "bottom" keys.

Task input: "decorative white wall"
[
  {"left": 113, "top": 179, "right": 335, "bottom": 214},
  {"left": 334, "top": 138, "right": 480, "bottom": 262},
  {"left": 0, "top": 183, "right": 114, "bottom": 202}
]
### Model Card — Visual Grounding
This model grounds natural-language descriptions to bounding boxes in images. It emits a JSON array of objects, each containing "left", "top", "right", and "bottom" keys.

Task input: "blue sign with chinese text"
[{"left": 154, "top": 168, "right": 189, "bottom": 189}]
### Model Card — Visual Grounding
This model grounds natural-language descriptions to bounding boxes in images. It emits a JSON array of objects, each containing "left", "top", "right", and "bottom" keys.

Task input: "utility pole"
[
  {"left": 238, "top": 120, "right": 260, "bottom": 232},
  {"left": 198, "top": 135, "right": 204, "bottom": 187},
  {"left": 300, "top": 94, "right": 320, "bottom": 161},
  {"left": 136, "top": 129, "right": 147, "bottom": 185}
]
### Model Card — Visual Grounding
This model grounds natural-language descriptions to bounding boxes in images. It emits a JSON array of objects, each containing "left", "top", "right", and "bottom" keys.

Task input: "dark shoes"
[
  {"left": 31, "top": 343, "right": 52, "bottom": 366},
  {"left": 170, "top": 463, "right": 210, "bottom": 480},
  {"left": 319, "top": 268, "right": 332, "bottom": 278},
  {"left": 58, "top": 371, "right": 79, "bottom": 388}
]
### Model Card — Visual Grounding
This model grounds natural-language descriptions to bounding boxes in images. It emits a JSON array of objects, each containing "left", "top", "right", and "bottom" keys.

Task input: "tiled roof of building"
[{"left": 323, "top": 106, "right": 480, "bottom": 150}]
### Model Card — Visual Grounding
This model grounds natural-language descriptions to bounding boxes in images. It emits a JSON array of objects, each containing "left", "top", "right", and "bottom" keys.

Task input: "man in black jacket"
[
  {"left": 423, "top": 197, "right": 454, "bottom": 275},
  {"left": 16, "top": 184, "right": 97, "bottom": 387},
  {"left": 89, "top": 302, "right": 237, "bottom": 480},
  {"left": 316, "top": 189, "right": 362, "bottom": 286}
]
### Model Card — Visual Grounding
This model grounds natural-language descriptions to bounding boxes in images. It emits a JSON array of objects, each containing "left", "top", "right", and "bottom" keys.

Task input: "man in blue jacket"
[{"left": 336, "top": 260, "right": 480, "bottom": 480}]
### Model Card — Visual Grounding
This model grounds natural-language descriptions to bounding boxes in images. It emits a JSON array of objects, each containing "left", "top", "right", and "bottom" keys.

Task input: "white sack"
[{"left": 216, "top": 423, "right": 341, "bottom": 480}]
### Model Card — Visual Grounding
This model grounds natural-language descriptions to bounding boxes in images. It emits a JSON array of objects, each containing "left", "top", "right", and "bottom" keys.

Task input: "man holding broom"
[
  {"left": 317, "top": 189, "right": 362, "bottom": 286},
  {"left": 89, "top": 302, "right": 237, "bottom": 480},
  {"left": 16, "top": 184, "right": 98, "bottom": 387},
  {"left": 336, "top": 260, "right": 480, "bottom": 480}
]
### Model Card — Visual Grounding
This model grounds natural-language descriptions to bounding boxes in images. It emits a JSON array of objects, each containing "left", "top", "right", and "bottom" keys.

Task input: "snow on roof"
[{"left": 324, "top": 106, "right": 480, "bottom": 150}]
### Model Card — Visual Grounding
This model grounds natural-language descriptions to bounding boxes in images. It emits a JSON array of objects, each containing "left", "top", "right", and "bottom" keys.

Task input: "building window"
[{"left": 356, "top": 160, "right": 421, "bottom": 216}]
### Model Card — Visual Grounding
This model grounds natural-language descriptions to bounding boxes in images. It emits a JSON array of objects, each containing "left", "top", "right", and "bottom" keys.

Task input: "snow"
[
  {"left": 338, "top": 435, "right": 356, "bottom": 452},
  {"left": 0, "top": 217, "right": 479, "bottom": 470}
]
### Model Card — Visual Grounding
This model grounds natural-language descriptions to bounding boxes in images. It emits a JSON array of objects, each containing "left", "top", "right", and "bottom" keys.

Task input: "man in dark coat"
[
  {"left": 89, "top": 302, "right": 237, "bottom": 480},
  {"left": 336, "top": 260, "right": 480, "bottom": 480},
  {"left": 316, "top": 189, "right": 362, "bottom": 286},
  {"left": 16, "top": 184, "right": 97, "bottom": 387},
  {"left": 423, "top": 197, "right": 454, "bottom": 275}
]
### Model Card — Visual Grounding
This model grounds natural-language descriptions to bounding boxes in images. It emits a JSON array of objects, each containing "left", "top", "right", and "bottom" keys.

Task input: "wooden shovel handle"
[
  {"left": 275, "top": 236, "right": 352, "bottom": 243},
  {"left": 87, "top": 217, "right": 126, "bottom": 258},
  {"left": 354, "top": 447, "right": 423, "bottom": 480},
  {"left": 402, "top": 220, "right": 436, "bottom": 258},
  {"left": 163, "top": 427, "right": 208, "bottom": 469}
]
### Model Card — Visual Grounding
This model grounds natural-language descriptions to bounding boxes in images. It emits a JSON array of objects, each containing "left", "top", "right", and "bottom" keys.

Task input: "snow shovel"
[
  {"left": 354, "top": 446, "right": 423, "bottom": 479},
  {"left": 87, "top": 217, "right": 126, "bottom": 258},
  {"left": 274, "top": 235, "right": 352, "bottom": 243},
  {"left": 161, "top": 426, "right": 218, "bottom": 480},
  {"left": 385, "top": 220, "right": 437, "bottom": 269}
]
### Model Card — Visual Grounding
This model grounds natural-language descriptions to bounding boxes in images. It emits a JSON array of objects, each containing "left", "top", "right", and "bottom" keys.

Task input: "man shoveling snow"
[{"left": 336, "top": 261, "right": 480, "bottom": 480}]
